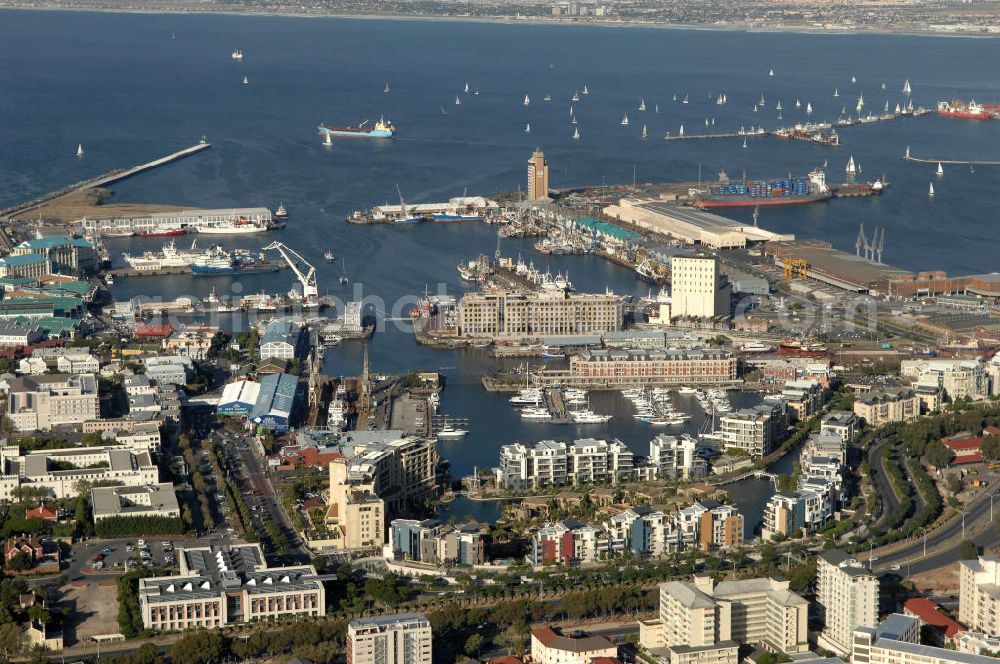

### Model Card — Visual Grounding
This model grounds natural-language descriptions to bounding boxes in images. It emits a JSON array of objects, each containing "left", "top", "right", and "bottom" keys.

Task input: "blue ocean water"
[{"left": 2, "top": 9, "right": 998, "bottom": 530}]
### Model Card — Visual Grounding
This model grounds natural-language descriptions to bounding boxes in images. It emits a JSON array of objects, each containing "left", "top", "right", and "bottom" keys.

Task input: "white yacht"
[{"left": 437, "top": 425, "right": 468, "bottom": 439}]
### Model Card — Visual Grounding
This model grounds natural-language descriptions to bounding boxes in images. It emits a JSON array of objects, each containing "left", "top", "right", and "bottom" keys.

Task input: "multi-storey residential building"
[
  {"left": 347, "top": 613, "right": 432, "bottom": 664},
  {"left": 676, "top": 500, "right": 744, "bottom": 551},
  {"left": 651, "top": 580, "right": 739, "bottom": 664},
  {"left": 817, "top": 549, "right": 880, "bottom": 655},
  {"left": 530, "top": 626, "right": 617, "bottom": 664},
  {"left": 671, "top": 256, "right": 732, "bottom": 319},
  {"left": 711, "top": 577, "right": 810, "bottom": 653},
  {"left": 0, "top": 445, "right": 158, "bottom": 500},
  {"left": 761, "top": 488, "right": 828, "bottom": 540},
  {"left": 820, "top": 411, "right": 859, "bottom": 443},
  {"left": 649, "top": 434, "right": 706, "bottom": 480},
  {"left": 6, "top": 373, "right": 100, "bottom": 431},
  {"left": 852, "top": 614, "right": 996, "bottom": 664},
  {"left": 457, "top": 288, "right": 624, "bottom": 340},
  {"left": 532, "top": 520, "right": 608, "bottom": 565},
  {"left": 139, "top": 545, "right": 324, "bottom": 631},
  {"left": 959, "top": 555, "right": 1000, "bottom": 635},
  {"left": 802, "top": 431, "right": 847, "bottom": 467},
  {"left": 853, "top": 388, "right": 919, "bottom": 427},
  {"left": 781, "top": 379, "right": 824, "bottom": 420},
  {"left": 527, "top": 149, "right": 550, "bottom": 200},
  {"left": 901, "top": 358, "right": 987, "bottom": 401},
  {"left": 605, "top": 507, "right": 679, "bottom": 556},
  {"left": 326, "top": 434, "right": 439, "bottom": 551},
  {"left": 719, "top": 398, "right": 788, "bottom": 458},
  {"left": 497, "top": 438, "right": 633, "bottom": 490},
  {"left": 387, "top": 519, "right": 486, "bottom": 566},
  {"left": 55, "top": 352, "right": 99, "bottom": 374},
  {"left": 567, "top": 348, "right": 738, "bottom": 389}
]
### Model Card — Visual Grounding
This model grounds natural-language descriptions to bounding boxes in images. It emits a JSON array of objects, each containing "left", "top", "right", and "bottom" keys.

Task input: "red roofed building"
[
  {"left": 903, "top": 597, "right": 965, "bottom": 646},
  {"left": 134, "top": 323, "right": 175, "bottom": 338},
  {"left": 24, "top": 504, "right": 57, "bottom": 522},
  {"left": 531, "top": 626, "right": 617, "bottom": 664},
  {"left": 489, "top": 657, "right": 524, "bottom": 664},
  {"left": 945, "top": 436, "right": 985, "bottom": 465},
  {"left": 278, "top": 447, "right": 345, "bottom": 470}
]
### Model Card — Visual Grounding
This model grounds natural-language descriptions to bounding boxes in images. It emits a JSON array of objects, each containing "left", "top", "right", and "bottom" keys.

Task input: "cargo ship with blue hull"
[
  {"left": 319, "top": 116, "right": 395, "bottom": 139},
  {"left": 692, "top": 169, "right": 831, "bottom": 208}
]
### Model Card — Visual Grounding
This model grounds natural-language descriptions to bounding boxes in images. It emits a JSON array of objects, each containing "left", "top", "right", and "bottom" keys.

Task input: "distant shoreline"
[{"left": 1, "top": 4, "right": 998, "bottom": 39}]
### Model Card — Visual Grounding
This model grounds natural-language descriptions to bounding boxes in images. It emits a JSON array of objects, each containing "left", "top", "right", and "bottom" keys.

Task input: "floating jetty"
[{"left": 904, "top": 148, "right": 1000, "bottom": 166}]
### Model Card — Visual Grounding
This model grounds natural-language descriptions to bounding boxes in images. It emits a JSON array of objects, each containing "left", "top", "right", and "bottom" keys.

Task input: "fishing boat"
[
  {"left": 523, "top": 94, "right": 530, "bottom": 106},
  {"left": 274, "top": 203, "right": 288, "bottom": 219},
  {"left": 638, "top": 98, "right": 646, "bottom": 111},
  {"left": 76, "top": 144, "right": 84, "bottom": 157},
  {"left": 620, "top": 113, "right": 629, "bottom": 126}
]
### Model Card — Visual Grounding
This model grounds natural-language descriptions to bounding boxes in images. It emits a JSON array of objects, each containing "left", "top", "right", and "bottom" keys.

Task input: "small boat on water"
[
  {"left": 572, "top": 127, "right": 580, "bottom": 140},
  {"left": 437, "top": 425, "right": 468, "bottom": 439},
  {"left": 455, "top": 95, "right": 461, "bottom": 106},
  {"left": 324, "top": 132, "right": 332, "bottom": 147},
  {"left": 523, "top": 94, "right": 530, "bottom": 106},
  {"left": 324, "top": 251, "right": 335, "bottom": 262},
  {"left": 621, "top": 113, "right": 629, "bottom": 126},
  {"left": 776, "top": 100, "right": 782, "bottom": 111},
  {"left": 937, "top": 162, "right": 944, "bottom": 176},
  {"left": 231, "top": 49, "right": 243, "bottom": 61},
  {"left": 243, "top": 75, "right": 248, "bottom": 85},
  {"left": 572, "top": 90, "right": 580, "bottom": 101},
  {"left": 682, "top": 94, "right": 689, "bottom": 104},
  {"left": 384, "top": 82, "right": 390, "bottom": 93},
  {"left": 76, "top": 143, "right": 84, "bottom": 157},
  {"left": 275, "top": 203, "right": 288, "bottom": 219},
  {"left": 903, "top": 79, "right": 912, "bottom": 95},
  {"left": 525, "top": 123, "right": 531, "bottom": 133},
  {"left": 929, "top": 182, "right": 935, "bottom": 197},
  {"left": 464, "top": 82, "right": 469, "bottom": 93},
  {"left": 833, "top": 88, "right": 839, "bottom": 98},
  {"left": 806, "top": 102, "right": 813, "bottom": 115},
  {"left": 544, "top": 93, "right": 552, "bottom": 101},
  {"left": 638, "top": 98, "right": 646, "bottom": 111},
  {"left": 641, "top": 124, "right": 648, "bottom": 139},
  {"left": 851, "top": 75, "right": 857, "bottom": 83},
  {"left": 582, "top": 85, "right": 589, "bottom": 95},
  {"left": 846, "top": 156, "right": 856, "bottom": 174}
]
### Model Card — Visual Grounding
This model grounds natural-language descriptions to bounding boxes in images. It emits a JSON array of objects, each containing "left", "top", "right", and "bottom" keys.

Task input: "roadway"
[{"left": 866, "top": 435, "right": 899, "bottom": 533}]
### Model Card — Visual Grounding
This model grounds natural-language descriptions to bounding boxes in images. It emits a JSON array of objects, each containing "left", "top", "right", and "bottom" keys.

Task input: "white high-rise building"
[
  {"left": 959, "top": 555, "right": 1000, "bottom": 635},
  {"left": 670, "top": 256, "right": 731, "bottom": 319},
  {"left": 817, "top": 549, "right": 880, "bottom": 655},
  {"left": 347, "top": 613, "right": 432, "bottom": 664}
]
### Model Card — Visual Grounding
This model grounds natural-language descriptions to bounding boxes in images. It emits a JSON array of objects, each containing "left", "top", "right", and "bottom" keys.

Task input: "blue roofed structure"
[{"left": 250, "top": 373, "right": 299, "bottom": 431}]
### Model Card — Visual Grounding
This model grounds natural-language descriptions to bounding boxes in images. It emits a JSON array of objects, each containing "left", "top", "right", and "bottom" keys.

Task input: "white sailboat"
[
  {"left": 679, "top": 124, "right": 684, "bottom": 136},
  {"left": 621, "top": 113, "right": 629, "bottom": 126},
  {"left": 475, "top": 89, "right": 479, "bottom": 95},
  {"left": 895, "top": 103, "right": 901, "bottom": 114},
  {"left": 682, "top": 94, "right": 688, "bottom": 104},
  {"left": 711, "top": 118, "right": 715, "bottom": 125},
  {"left": 544, "top": 93, "right": 551, "bottom": 101},
  {"left": 571, "top": 116, "right": 577, "bottom": 125},
  {"left": 902, "top": 79, "right": 912, "bottom": 95},
  {"left": 759, "top": 93, "right": 766, "bottom": 106},
  {"left": 806, "top": 102, "right": 813, "bottom": 115},
  {"left": 582, "top": 85, "right": 589, "bottom": 95},
  {"left": 570, "top": 105, "right": 574, "bottom": 116},
  {"left": 928, "top": 182, "right": 935, "bottom": 197},
  {"left": 384, "top": 82, "right": 390, "bottom": 93},
  {"left": 455, "top": 95, "right": 462, "bottom": 106},
  {"left": 572, "top": 90, "right": 580, "bottom": 102},
  {"left": 742, "top": 136, "right": 748, "bottom": 148},
  {"left": 242, "top": 75, "right": 248, "bottom": 84},
  {"left": 846, "top": 156, "right": 856, "bottom": 174},
  {"left": 881, "top": 82, "right": 886, "bottom": 90},
  {"left": 464, "top": 82, "right": 470, "bottom": 93},
  {"left": 833, "top": 87, "right": 839, "bottom": 98},
  {"left": 655, "top": 104, "right": 659, "bottom": 113},
  {"left": 856, "top": 94, "right": 864, "bottom": 114},
  {"left": 641, "top": 124, "right": 648, "bottom": 139},
  {"left": 525, "top": 123, "right": 531, "bottom": 133},
  {"left": 776, "top": 100, "right": 782, "bottom": 110},
  {"left": 324, "top": 132, "right": 332, "bottom": 147},
  {"left": 76, "top": 143, "right": 84, "bottom": 157},
  {"left": 884, "top": 100, "right": 889, "bottom": 113},
  {"left": 769, "top": 68, "right": 774, "bottom": 76},
  {"left": 638, "top": 98, "right": 646, "bottom": 111},
  {"left": 795, "top": 99, "right": 801, "bottom": 109},
  {"left": 572, "top": 127, "right": 580, "bottom": 140},
  {"left": 523, "top": 94, "right": 530, "bottom": 106},
  {"left": 851, "top": 75, "right": 857, "bottom": 83},
  {"left": 753, "top": 104, "right": 758, "bottom": 113},
  {"left": 937, "top": 162, "right": 944, "bottom": 176}
]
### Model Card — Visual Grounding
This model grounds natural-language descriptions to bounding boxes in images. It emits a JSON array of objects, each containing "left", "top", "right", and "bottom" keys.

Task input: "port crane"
[{"left": 263, "top": 241, "right": 318, "bottom": 299}]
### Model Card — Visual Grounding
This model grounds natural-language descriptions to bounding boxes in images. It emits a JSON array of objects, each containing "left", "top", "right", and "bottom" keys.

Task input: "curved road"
[{"left": 867, "top": 436, "right": 901, "bottom": 534}]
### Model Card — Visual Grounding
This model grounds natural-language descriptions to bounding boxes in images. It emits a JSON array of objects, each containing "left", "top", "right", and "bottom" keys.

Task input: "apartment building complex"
[
  {"left": 7, "top": 373, "right": 100, "bottom": 431},
  {"left": 719, "top": 398, "right": 789, "bottom": 457},
  {"left": 567, "top": 348, "right": 738, "bottom": 388},
  {"left": 325, "top": 434, "right": 439, "bottom": 552},
  {"left": 853, "top": 388, "right": 919, "bottom": 427},
  {"left": 498, "top": 438, "right": 634, "bottom": 490},
  {"left": 457, "top": 288, "right": 624, "bottom": 339},
  {"left": 347, "top": 613, "right": 432, "bottom": 664},
  {"left": 852, "top": 614, "right": 997, "bottom": 664},
  {"left": 817, "top": 549, "right": 880, "bottom": 655},
  {"left": 386, "top": 519, "right": 486, "bottom": 567},
  {"left": 139, "top": 545, "right": 324, "bottom": 631},
  {"left": 0, "top": 445, "right": 159, "bottom": 500},
  {"left": 901, "top": 358, "right": 987, "bottom": 401},
  {"left": 959, "top": 555, "right": 1000, "bottom": 634}
]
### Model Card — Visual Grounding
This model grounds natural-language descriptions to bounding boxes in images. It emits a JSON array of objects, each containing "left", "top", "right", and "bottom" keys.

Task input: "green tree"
[
  {"left": 6, "top": 552, "right": 32, "bottom": 572},
  {"left": 982, "top": 434, "right": 1000, "bottom": 461},
  {"left": 170, "top": 631, "right": 227, "bottom": 664},
  {"left": 926, "top": 441, "right": 953, "bottom": 468},
  {"left": 960, "top": 539, "right": 979, "bottom": 560},
  {"left": 464, "top": 633, "right": 483, "bottom": 657}
]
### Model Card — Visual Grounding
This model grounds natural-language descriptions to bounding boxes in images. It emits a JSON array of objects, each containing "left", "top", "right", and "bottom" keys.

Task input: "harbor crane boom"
[{"left": 263, "top": 241, "right": 318, "bottom": 298}]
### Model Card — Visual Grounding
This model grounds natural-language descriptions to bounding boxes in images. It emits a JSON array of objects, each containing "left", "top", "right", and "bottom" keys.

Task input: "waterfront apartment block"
[
  {"left": 497, "top": 438, "right": 634, "bottom": 490},
  {"left": 139, "top": 545, "right": 324, "bottom": 631},
  {"left": 852, "top": 614, "right": 997, "bottom": 664},
  {"left": 0, "top": 445, "right": 158, "bottom": 500},
  {"left": 565, "top": 348, "right": 738, "bottom": 388},
  {"left": 853, "top": 388, "right": 919, "bottom": 428},
  {"left": 719, "top": 398, "right": 789, "bottom": 457},
  {"left": 959, "top": 555, "right": 1000, "bottom": 634},
  {"left": 325, "top": 434, "right": 439, "bottom": 551},
  {"left": 527, "top": 149, "right": 550, "bottom": 200},
  {"left": 347, "top": 613, "right": 432, "bottom": 664},
  {"left": 649, "top": 433, "right": 706, "bottom": 480},
  {"left": 456, "top": 288, "right": 624, "bottom": 339},
  {"left": 387, "top": 519, "right": 486, "bottom": 566},
  {"left": 671, "top": 256, "right": 732, "bottom": 319},
  {"left": 817, "top": 549, "right": 879, "bottom": 655},
  {"left": 6, "top": 373, "right": 100, "bottom": 431}
]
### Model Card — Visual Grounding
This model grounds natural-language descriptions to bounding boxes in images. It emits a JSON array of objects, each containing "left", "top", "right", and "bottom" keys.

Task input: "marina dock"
[{"left": 1, "top": 142, "right": 212, "bottom": 221}]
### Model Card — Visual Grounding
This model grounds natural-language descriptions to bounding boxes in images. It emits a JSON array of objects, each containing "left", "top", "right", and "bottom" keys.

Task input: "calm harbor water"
[{"left": 2, "top": 10, "right": 998, "bottom": 535}]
